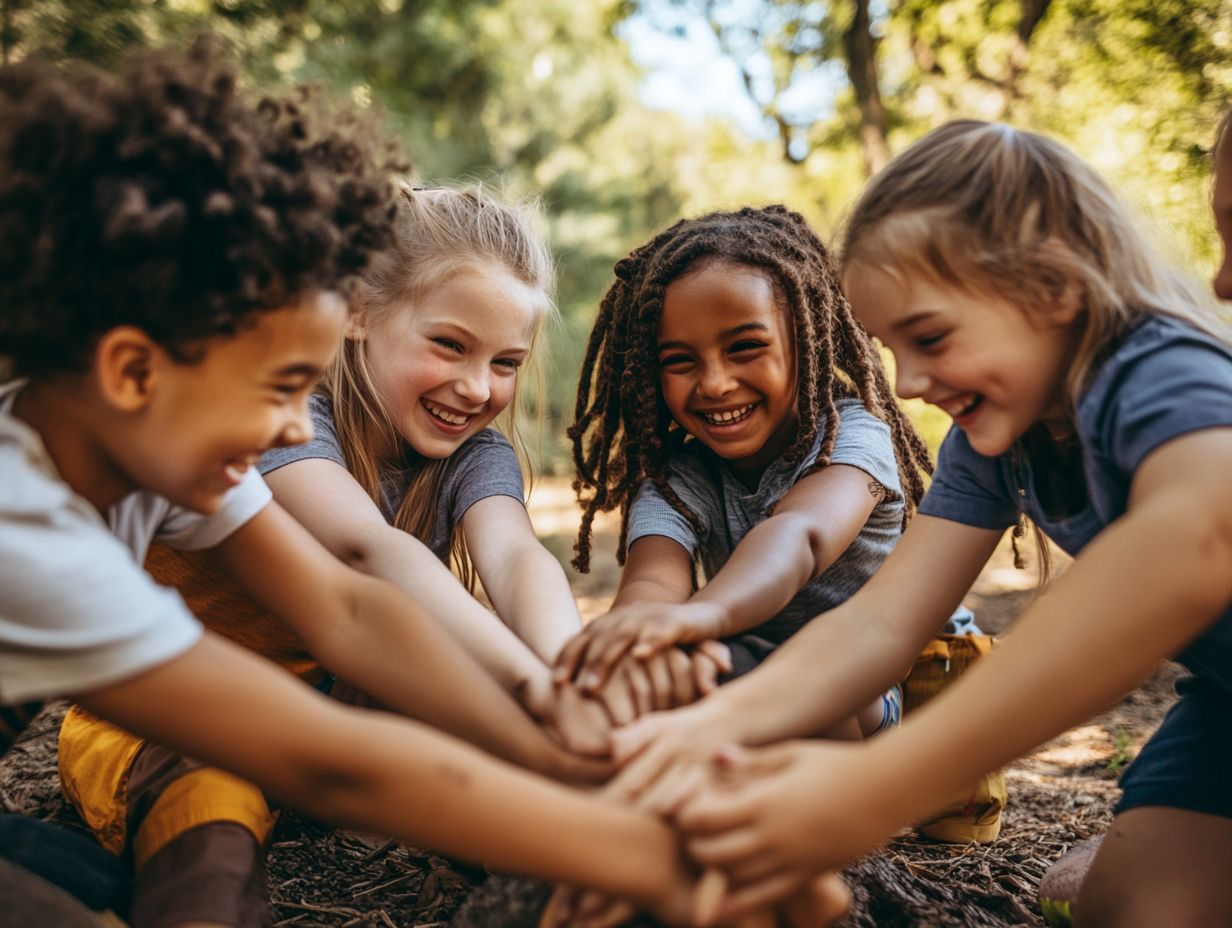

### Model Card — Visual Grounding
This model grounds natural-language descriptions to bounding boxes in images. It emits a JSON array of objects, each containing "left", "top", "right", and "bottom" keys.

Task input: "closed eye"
[
  {"left": 271, "top": 381, "right": 311, "bottom": 398},
  {"left": 915, "top": 332, "right": 948, "bottom": 349},
  {"left": 659, "top": 353, "right": 694, "bottom": 368},
  {"left": 433, "top": 337, "right": 464, "bottom": 353},
  {"left": 729, "top": 339, "right": 768, "bottom": 354},
  {"left": 493, "top": 357, "right": 522, "bottom": 371}
]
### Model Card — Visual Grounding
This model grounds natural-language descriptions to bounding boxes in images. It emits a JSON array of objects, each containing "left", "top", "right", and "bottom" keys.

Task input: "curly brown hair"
[
  {"left": 569, "top": 204, "right": 932, "bottom": 573},
  {"left": 0, "top": 35, "right": 403, "bottom": 379}
]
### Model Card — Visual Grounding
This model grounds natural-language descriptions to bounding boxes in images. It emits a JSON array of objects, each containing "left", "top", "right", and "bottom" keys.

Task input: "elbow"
[
  {"left": 1145, "top": 493, "right": 1232, "bottom": 608},
  {"left": 770, "top": 512, "right": 829, "bottom": 582}
]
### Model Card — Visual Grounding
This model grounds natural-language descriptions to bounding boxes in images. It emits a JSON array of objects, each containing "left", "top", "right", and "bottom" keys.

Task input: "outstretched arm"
[
  {"left": 265, "top": 460, "right": 550, "bottom": 695},
  {"left": 463, "top": 494, "right": 582, "bottom": 664},
  {"left": 213, "top": 500, "right": 604, "bottom": 783},
  {"left": 676, "top": 429, "right": 1232, "bottom": 920},
  {"left": 76, "top": 634, "right": 693, "bottom": 922},
  {"left": 557, "top": 464, "right": 882, "bottom": 689},
  {"left": 605, "top": 513, "right": 999, "bottom": 793}
]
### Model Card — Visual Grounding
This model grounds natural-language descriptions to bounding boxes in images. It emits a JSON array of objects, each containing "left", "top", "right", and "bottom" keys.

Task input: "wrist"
[
  {"left": 513, "top": 667, "right": 553, "bottom": 721},
  {"left": 685, "top": 599, "right": 731, "bottom": 638}
]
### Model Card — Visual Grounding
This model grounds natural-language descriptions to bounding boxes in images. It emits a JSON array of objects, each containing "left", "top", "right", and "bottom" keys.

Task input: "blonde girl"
[
  {"left": 618, "top": 121, "right": 1232, "bottom": 926},
  {"left": 260, "top": 184, "right": 605, "bottom": 736}
]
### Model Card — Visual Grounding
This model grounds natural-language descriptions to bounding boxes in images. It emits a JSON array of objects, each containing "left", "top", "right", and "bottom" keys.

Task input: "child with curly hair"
[
  {"left": 556, "top": 205, "right": 934, "bottom": 740},
  {"left": 0, "top": 38, "right": 708, "bottom": 928},
  {"left": 636, "top": 122, "right": 1232, "bottom": 926}
]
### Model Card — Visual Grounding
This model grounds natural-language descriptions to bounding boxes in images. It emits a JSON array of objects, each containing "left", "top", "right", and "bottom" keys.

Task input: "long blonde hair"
[
  {"left": 322, "top": 185, "right": 555, "bottom": 588},
  {"left": 839, "top": 120, "right": 1230, "bottom": 577}
]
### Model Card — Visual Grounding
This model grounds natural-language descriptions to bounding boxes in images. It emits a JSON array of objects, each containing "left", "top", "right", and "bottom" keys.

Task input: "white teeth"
[
  {"left": 943, "top": 395, "right": 981, "bottom": 417},
  {"left": 424, "top": 401, "right": 469, "bottom": 425},
  {"left": 702, "top": 403, "right": 755, "bottom": 425}
]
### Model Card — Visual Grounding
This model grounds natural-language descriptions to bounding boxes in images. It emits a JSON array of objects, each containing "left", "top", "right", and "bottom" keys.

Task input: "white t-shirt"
[{"left": 0, "top": 381, "right": 272, "bottom": 703}]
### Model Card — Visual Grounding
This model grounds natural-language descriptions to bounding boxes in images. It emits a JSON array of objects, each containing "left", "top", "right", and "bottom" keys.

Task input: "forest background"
[{"left": 6, "top": 0, "right": 1230, "bottom": 467}]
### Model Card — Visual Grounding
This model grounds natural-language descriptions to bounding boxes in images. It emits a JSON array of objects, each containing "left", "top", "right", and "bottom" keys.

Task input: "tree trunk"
[{"left": 843, "top": 0, "right": 890, "bottom": 177}]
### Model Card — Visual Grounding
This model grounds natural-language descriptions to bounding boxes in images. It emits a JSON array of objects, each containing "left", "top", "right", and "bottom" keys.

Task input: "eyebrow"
[
  {"left": 658, "top": 322, "right": 769, "bottom": 352},
  {"left": 890, "top": 311, "right": 940, "bottom": 332},
  {"left": 271, "top": 363, "right": 324, "bottom": 380},
  {"left": 429, "top": 319, "right": 532, "bottom": 353}
]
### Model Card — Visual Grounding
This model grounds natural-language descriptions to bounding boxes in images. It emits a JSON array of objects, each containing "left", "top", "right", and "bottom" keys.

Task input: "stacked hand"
[{"left": 555, "top": 602, "right": 730, "bottom": 694}]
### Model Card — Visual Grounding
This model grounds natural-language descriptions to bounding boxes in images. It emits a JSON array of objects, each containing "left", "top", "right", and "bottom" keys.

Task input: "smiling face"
[
  {"left": 118, "top": 292, "right": 347, "bottom": 514},
  {"left": 847, "top": 270, "right": 1080, "bottom": 457},
  {"left": 657, "top": 261, "right": 798, "bottom": 481},
  {"left": 359, "top": 263, "right": 543, "bottom": 460}
]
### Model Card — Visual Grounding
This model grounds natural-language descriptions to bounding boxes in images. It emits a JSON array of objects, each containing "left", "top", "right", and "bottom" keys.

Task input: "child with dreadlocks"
[{"left": 556, "top": 205, "right": 933, "bottom": 742}]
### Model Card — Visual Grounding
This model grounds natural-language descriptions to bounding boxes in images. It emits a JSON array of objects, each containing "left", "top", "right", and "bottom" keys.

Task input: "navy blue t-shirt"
[{"left": 919, "top": 315, "right": 1232, "bottom": 688}]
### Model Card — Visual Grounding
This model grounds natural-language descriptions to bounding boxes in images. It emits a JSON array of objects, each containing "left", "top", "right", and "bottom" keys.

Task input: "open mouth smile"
[
  {"left": 698, "top": 402, "right": 758, "bottom": 426},
  {"left": 939, "top": 394, "right": 983, "bottom": 420},
  {"left": 422, "top": 399, "right": 474, "bottom": 428}
]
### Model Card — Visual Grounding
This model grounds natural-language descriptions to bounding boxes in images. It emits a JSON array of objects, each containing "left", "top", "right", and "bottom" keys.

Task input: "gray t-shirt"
[
  {"left": 0, "top": 381, "right": 271, "bottom": 704},
  {"left": 627, "top": 398, "right": 905, "bottom": 644},
  {"left": 919, "top": 315, "right": 1232, "bottom": 687},
  {"left": 259, "top": 395, "right": 525, "bottom": 561}
]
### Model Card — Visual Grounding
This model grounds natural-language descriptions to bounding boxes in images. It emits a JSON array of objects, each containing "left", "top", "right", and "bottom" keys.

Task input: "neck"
[{"left": 12, "top": 379, "right": 137, "bottom": 514}]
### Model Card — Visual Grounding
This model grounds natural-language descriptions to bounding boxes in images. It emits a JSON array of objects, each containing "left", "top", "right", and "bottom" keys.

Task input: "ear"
[
  {"left": 1048, "top": 275, "right": 1086, "bottom": 327},
  {"left": 92, "top": 326, "right": 161, "bottom": 412}
]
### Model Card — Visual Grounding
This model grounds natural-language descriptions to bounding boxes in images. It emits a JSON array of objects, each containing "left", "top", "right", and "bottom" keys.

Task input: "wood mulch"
[{"left": 0, "top": 503, "right": 1183, "bottom": 926}]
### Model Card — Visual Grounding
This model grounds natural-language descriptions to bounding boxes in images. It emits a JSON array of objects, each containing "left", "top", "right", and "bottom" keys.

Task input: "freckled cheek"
[{"left": 488, "top": 378, "right": 518, "bottom": 417}]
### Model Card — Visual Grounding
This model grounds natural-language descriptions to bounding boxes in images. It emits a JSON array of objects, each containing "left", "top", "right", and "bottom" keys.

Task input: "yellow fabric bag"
[{"left": 902, "top": 634, "right": 1007, "bottom": 843}]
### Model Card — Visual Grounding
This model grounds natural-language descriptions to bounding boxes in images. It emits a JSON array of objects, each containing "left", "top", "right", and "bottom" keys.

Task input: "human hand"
[
  {"left": 674, "top": 740, "right": 893, "bottom": 923},
  {"left": 542, "top": 681, "right": 615, "bottom": 759},
  {"left": 554, "top": 602, "right": 728, "bottom": 694},
  {"left": 596, "top": 640, "right": 733, "bottom": 725}
]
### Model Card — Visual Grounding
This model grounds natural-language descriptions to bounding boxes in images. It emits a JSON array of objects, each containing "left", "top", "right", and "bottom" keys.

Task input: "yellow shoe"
[{"left": 915, "top": 770, "right": 1006, "bottom": 843}]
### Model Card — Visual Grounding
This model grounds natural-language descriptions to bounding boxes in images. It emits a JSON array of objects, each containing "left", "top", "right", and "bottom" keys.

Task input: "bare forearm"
[
  {"left": 485, "top": 545, "right": 582, "bottom": 663},
  {"left": 691, "top": 515, "right": 823, "bottom": 637},
  {"left": 82, "top": 643, "right": 676, "bottom": 901},
  {"left": 868, "top": 498, "right": 1232, "bottom": 827},
  {"left": 711, "top": 601, "right": 932, "bottom": 744},
  {"left": 317, "top": 574, "right": 564, "bottom": 773},
  {"left": 352, "top": 526, "right": 547, "bottom": 692},
  {"left": 315, "top": 714, "right": 678, "bottom": 896}
]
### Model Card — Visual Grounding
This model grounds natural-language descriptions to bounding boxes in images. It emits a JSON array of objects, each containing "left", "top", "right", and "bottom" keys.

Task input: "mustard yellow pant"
[{"left": 58, "top": 705, "right": 276, "bottom": 926}]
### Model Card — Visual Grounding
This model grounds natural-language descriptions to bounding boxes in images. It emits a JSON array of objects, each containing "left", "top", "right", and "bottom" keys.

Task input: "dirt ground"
[{"left": 0, "top": 478, "right": 1182, "bottom": 927}]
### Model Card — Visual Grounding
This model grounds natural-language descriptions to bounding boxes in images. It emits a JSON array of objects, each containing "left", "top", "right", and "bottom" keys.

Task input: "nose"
[
  {"left": 697, "top": 361, "right": 737, "bottom": 400},
  {"left": 455, "top": 363, "right": 491, "bottom": 406},
  {"left": 277, "top": 398, "right": 314, "bottom": 448},
  {"left": 1214, "top": 252, "right": 1232, "bottom": 302},
  {"left": 893, "top": 356, "right": 929, "bottom": 401}
]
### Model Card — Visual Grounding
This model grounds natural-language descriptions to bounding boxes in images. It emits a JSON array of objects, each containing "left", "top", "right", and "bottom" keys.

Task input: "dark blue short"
[{"left": 1116, "top": 674, "right": 1232, "bottom": 819}]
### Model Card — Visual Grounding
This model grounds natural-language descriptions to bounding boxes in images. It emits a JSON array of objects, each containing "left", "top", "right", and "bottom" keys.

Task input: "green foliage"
[
  {"left": 7, "top": 0, "right": 1230, "bottom": 470},
  {"left": 1106, "top": 726, "right": 1134, "bottom": 774}
]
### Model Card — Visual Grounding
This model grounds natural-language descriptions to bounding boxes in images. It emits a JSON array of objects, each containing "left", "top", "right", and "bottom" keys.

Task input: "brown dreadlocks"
[{"left": 569, "top": 204, "right": 932, "bottom": 573}]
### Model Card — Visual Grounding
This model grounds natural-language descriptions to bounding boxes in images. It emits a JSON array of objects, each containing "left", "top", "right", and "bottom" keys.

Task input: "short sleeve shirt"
[
  {"left": 259, "top": 395, "right": 525, "bottom": 562},
  {"left": 918, "top": 316, "right": 1232, "bottom": 686},
  {"left": 0, "top": 381, "right": 271, "bottom": 704},
  {"left": 626, "top": 398, "right": 905, "bottom": 643}
]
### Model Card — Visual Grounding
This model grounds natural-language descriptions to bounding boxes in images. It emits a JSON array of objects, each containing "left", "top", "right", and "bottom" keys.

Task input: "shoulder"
[
  {"left": 1079, "top": 315, "right": 1232, "bottom": 469},
  {"left": 797, "top": 399, "right": 901, "bottom": 493},
  {"left": 443, "top": 428, "right": 524, "bottom": 506},
  {"left": 0, "top": 423, "right": 72, "bottom": 517}
]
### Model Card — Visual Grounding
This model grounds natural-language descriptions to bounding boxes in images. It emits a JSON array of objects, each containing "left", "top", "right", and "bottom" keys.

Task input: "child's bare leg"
[{"left": 1075, "top": 806, "right": 1232, "bottom": 927}]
